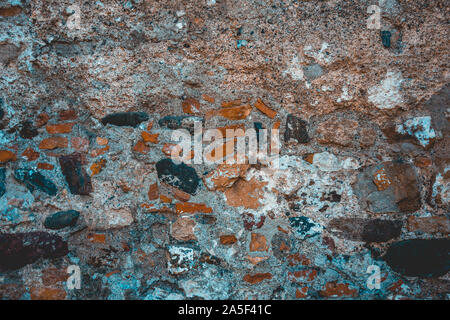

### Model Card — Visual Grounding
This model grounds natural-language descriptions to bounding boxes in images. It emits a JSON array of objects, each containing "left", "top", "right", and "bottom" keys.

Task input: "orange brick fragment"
[
  {"left": 182, "top": 98, "right": 201, "bottom": 114},
  {"left": 415, "top": 156, "right": 432, "bottom": 168},
  {"left": 37, "top": 163, "right": 54, "bottom": 170},
  {"left": 296, "top": 287, "right": 308, "bottom": 299},
  {"left": 162, "top": 143, "right": 194, "bottom": 160},
  {"left": 22, "top": 148, "right": 40, "bottom": 161},
  {"left": 30, "top": 287, "right": 66, "bottom": 300},
  {"left": 96, "top": 137, "right": 108, "bottom": 146},
  {"left": 202, "top": 94, "right": 215, "bottom": 103},
  {"left": 90, "top": 159, "right": 106, "bottom": 176},
  {"left": 106, "top": 270, "right": 120, "bottom": 278},
  {"left": 175, "top": 202, "right": 213, "bottom": 214},
  {"left": 90, "top": 145, "right": 109, "bottom": 157},
  {"left": 320, "top": 282, "right": 357, "bottom": 298},
  {"left": 132, "top": 140, "right": 149, "bottom": 154},
  {"left": 217, "top": 124, "right": 246, "bottom": 137},
  {"left": 58, "top": 110, "right": 77, "bottom": 120},
  {"left": 160, "top": 194, "right": 172, "bottom": 204},
  {"left": 148, "top": 183, "right": 159, "bottom": 200},
  {"left": 88, "top": 233, "right": 106, "bottom": 244},
  {"left": 0, "top": 150, "right": 16, "bottom": 163},
  {"left": 219, "top": 105, "right": 252, "bottom": 120},
  {"left": 249, "top": 233, "right": 268, "bottom": 252},
  {"left": 254, "top": 98, "right": 277, "bottom": 119},
  {"left": 373, "top": 167, "right": 391, "bottom": 191},
  {"left": 172, "top": 187, "right": 191, "bottom": 202},
  {"left": 141, "top": 131, "right": 159, "bottom": 143},
  {"left": 220, "top": 235, "right": 237, "bottom": 245},
  {"left": 221, "top": 99, "right": 242, "bottom": 108},
  {"left": 243, "top": 273, "right": 272, "bottom": 284},
  {"left": 46, "top": 122, "right": 75, "bottom": 134},
  {"left": 41, "top": 268, "right": 68, "bottom": 286},
  {"left": 39, "top": 137, "right": 68, "bottom": 150}
]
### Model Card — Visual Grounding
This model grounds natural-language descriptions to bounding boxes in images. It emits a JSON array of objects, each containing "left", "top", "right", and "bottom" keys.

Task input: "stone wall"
[{"left": 0, "top": 0, "right": 448, "bottom": 300}]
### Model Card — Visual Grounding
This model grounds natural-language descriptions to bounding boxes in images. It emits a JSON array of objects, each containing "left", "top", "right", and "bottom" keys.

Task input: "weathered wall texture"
[{"left": 0, "top": 0, "right": 449, "bottom": 300}]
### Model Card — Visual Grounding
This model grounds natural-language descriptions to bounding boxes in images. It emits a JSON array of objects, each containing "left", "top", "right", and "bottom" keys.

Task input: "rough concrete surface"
[{"left": 0, "top": 0, "right": 449, "bottom": 300}]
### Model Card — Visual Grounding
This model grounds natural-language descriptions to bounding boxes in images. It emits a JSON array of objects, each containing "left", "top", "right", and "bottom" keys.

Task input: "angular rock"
[
  {"left": 0, "top": 167, "right": 5, "bottom": 197},
  {"left": 14, "top": 169, "right": 57, "bottom": 196},
  {"left": 59, "top": 153, "right": 92, "bottom": 195},
  {"left": 303, "top": 63, "right": 324, "bottom": 80},
  {"left": 19, "top": 120, "right": 38, "bottom": 139},
  {"left": 408, "top": 216, "right": 450, "bottom": 234},
  {"left": 316, "top": 117, "right": 358, "bottom": 147},
  {"left": 44, "top": 210, "right": 80, "bottom": 230},
  {"left": 101, "top": 112, "right": 149, "bottom": 127},
  {"left": 0, "top": 42, "right": 20, "bottom": 66},
  {"left": 353, "top": 161, "right": 421, "bottom": 213},
  {"left": 156, "top": 158, "right": 199, "bottom": 195},
  {"left": 284, "top": 114, "right": 309, "bottom": 144},
  {"left": 0, "top": 232, "right": 68, "bottom": 271},
  {"left": 158, "top": 115, "right": 203, "bottom": 134},
  {"left": 289, "top": 216, "right": 323, "bottom": 239},
  {"left": 329, "top": 218, "right": 403, "bottom": 242},
  {"left": 383, "top": 239, "right": 450, "bottom": 277},
  {"left": 171, "top": 217, "right": 197, "bottom": 241}
]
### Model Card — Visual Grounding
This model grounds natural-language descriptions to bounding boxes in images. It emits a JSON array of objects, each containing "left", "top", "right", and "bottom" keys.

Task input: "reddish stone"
[
  {"left": 46, "top": 123, "right": 75, "bottom": 134},
  {"left": 35, "top": 112, "right": 49, "bottom": 127},
  {"left": 175, "top": 202, "right": 213, "bottom": 214},
  {"left": 96, "top": 137, "right": 108, "bottom": 146},
  {"left": 0, "top": 232, "right": 68, "bottom": 271},
  {"left": 415, "top": 156, "right": 432, "bottom": 168},
  {"left": 141, "top": 131, "right": 159, "bottom": 143},
  {"left": 288, "top": 269, "right": 318, "bottom": 282},
  {"left": 132, "top": 140, "right": 149, "bottom": 154},
  {"left": 296, "top": 287, "right": 308, "bottom": 299},
  {"left": 90, "top": 145, "right": 109, "bottom": 157},
  {"left": 316, "top": 117, "right": 358, "bottom": 147},
  {"left": 287, "top": 253, "right": 311, "bottom": 266},
  {"left": 219, "top": 105, "right": 252, "bottom": 120},
  {"left": 221, "top": 99, "right": 241, "bottom": 108},
  {"left": 88, "top": 233, "right": 106, "bottom": 244},
  {"left": 254, "top": 98, "right": 277, "bottom": 119},
  {"left": 160, "top": 195, "right": 172, "bottom": 204},
  {"left": 182, "top": 97, "right": 201, "bottom": 114},
  {"left": 0, "top": 150, "right": 16, "bottom": 163},
  {"left": 172, "top": 187, "right": 191, "bottom": 202},
  {"left": 42, "top": 268, "right": 68, "bottom": 286},
  {"left": 90, "top": 159, "right": 106, "bottom": 176},
  {"left": 37, "top": 163, "right": 54, "bottom": 170},
  {"left": 58, "top": 110, "right": 77, "bottom": 120},
  {"left": 249, "top": 233, "right": 268, "bottom": 252},
  {"left": 220, "top": 235, "right": 237, "bottom": 245},
  {"left": 202, "top": 94, "right": 215, "bottom": 103},
  {"left": 39, "top": 137, "right": 68, "bottom": 150},
  {"left": 407, "top": 216, "right": 449, "bottom": 234},
  {"left": 148, "top": 183, "right": 159, "bottom": 200},
  {"left": 22, "top": 148, "right": 39, "bottom": 161},
  {"left": 225, "top": 178, "right": 267, "bottom": 209},
  {"left": 171, "top": 217, "right": 197, "bottom": 241},
  {"left": 71, "top": 137, "right": 89, "bottom": 152},
  {"left": 373, "top": 167, "right": 391, "bottom": 191},
  {"left": 243, "top": 273, "right": 272, "bottom": 284},
  {"left": 30, "top": 287, "right": 66, "bottom": 300},
  {"left": 319, "top": 282, "right": 357, "bottom": 298},
  {"left": 0, "top": 6, "right": 22, "bottom": 17}
]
